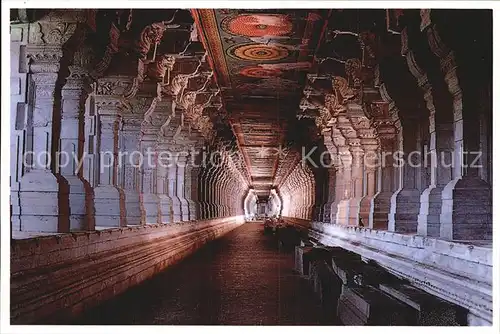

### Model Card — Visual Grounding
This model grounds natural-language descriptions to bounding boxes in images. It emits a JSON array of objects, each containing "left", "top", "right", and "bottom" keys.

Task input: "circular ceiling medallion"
[
  {"left": 221, "top": 14, "right": 293, "bottom": 37},
  {"left": 228, "top": 44, "right": 289, "bottom": 61},
  {"left": 239, "top": 66, "right": 282, "bottom": 78}
]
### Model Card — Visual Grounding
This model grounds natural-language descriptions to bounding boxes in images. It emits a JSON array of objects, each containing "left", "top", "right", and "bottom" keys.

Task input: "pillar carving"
[
  {"left": 60, "top": 56, "right": 96, "bottom": 231},
  {"left": 92, "top": 80, "right": 130, "bottom": 227},
  {"left": 175, "top": 152, "right": 190, "bottom": 221},
  {"left": 332, "top": 120, "right": 353, "bottom": 225},
  {"left": 369, "top": 100, "right": 398, "bottom": 230},
  {"left": 185, "top": 142, "right": 203, "bottom": 221},
  {"left": 17, "top": 45, "right": 70, "bottom": 232},
  {"left": 401, "top": 28, "right": 453, "bottom": 238},
  {"left": 376, "top": 84, "right": 423, "bottom": 234},
  {"left": 118, "top": 99, "right": 145, "bottom": 226},
  {"left": 424, "top": 23, "right": 492, "bottom": 240}
]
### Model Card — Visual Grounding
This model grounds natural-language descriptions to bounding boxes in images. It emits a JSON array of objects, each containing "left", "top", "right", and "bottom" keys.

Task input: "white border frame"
[{"left": 1, "top": 1, "right": 498, "bottom": 334}]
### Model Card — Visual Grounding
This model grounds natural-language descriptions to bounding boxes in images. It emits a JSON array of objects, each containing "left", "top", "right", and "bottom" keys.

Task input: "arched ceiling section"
[{"left": 192, "top": 9, "right": 330, "bottom": 197}]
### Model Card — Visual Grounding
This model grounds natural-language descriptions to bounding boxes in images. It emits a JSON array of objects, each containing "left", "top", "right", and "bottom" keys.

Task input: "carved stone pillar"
[
  {"left": 176, "top": 152, "right": 190, "bottom": 221},
  {"left": 17, "top": 46, "right": 71, "bottom": 232},
  {"left": 426, "top": 25, "right": 492, "bottom": 240},
  {"left": 185, "top": 147, "right": 202, "bottom": 220},
  {"left": 347, "top": 144, "right": 364, "bottom": 225},
  {"left": 389, "top": 117, "right": 422, "bottom": 234},
  {"left": 359, "top": 142, "right": 379, "bottom": 228},
  {"left": 206, "top": 164, "right": 218, "bottom": 219},
  {"left": 322, "top": 166, "right": 336, "bottom": 223},
  {"left": 60, "top": 63, "right": 95, "bottom": 231},
  {"left": 197, "top": 165, "right": 208, "bottom": 219},
  {"left": 156, "top": 139, "right": 173, "bottom": 223},
  {"left": 167, "top": 150, "right": 182, "bottom": 223},
  {"left": 118, "top": 110, "right": 143, "bottom": 226},
  {"left": 139, "top": 125, "right": 160, "bottom": 224},
  {"left": 371, "top": 129, "right": 397, "bottom": 230},
  {"left": 10, "top": 23, "right": 29, "bottom": 232},
  {"left": 367, "top": 99, "right": 398, "bottom": 230},
  {"left": 323, "top": 132, "right": 341, "bottom": 223},
  {"left": 335, "top": 153, "right": 352, "bottom": 225},
  {"left": 220, "top": 166, "right": 229, "bottom": 217},
  {"left": 212, "top": 165, "right": 223, "bottom": 218},
  {"left": 92, "top": 105, "right": 125, "bottom": 228}
]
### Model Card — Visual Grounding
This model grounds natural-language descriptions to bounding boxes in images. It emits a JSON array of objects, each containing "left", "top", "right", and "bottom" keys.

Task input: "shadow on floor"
[{"left": 71, "top": 223, "right": 339, "bottom": 325}]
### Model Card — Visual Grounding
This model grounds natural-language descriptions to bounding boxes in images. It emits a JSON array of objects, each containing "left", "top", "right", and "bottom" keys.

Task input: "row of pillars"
[{"left": 10, "top": 29, "right": 246, "bottom": 233}]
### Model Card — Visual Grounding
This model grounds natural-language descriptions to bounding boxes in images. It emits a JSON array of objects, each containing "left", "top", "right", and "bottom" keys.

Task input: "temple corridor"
[
  {"left": 7, "top": 7, "right": 494, "bottom": 328},
  {"left": 72, "top": 223, "right": 336, "bottom": 326}
]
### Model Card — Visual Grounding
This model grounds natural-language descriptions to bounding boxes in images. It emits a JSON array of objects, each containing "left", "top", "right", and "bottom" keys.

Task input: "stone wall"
[
  {"left": 289, "top": 219, "right": 492, "bottom": 325},
  {"left": 11, "top": 216, "right": 245, "bottom": 324}
]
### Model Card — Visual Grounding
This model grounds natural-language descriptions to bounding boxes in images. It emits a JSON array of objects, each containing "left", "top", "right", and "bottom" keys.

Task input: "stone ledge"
[
  {"left": 307, "top": 221, "right": 492, "bottom": 325},
  {"left": 10, "top": 216, "right": 245, "bottom": 324}
]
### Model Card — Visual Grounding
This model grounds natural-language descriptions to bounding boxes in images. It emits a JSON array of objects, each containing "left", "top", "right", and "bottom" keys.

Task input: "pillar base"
[
  {"left": 18, "top": 170, "right": 70, "bottom": 233},
  {"left": 359, "top": 196, "right": 374, "bottom": 228},
  {"left": 389, "top": 188, "right": 420, "bottom": 234},
  {"left": 123, "top": 190, "right": 142, "bottom": 226},
  {"left": 372, "top": 191, "right": 392, "bottom": 230},
  {"left": 440, "top": 176, "right": 492, "bottom": 241},
  {"left": 94, "top": 185, "right": 125, "bottom": 228},
  {"left": 330, "top": 200, "right": 341, "bottom": 224},
  {"left": 179, "top": 198, "right": 190, "bottom": 221},
  {"left": 140, "top": 193, "right": 160, "bottom": 224},
  {"left": 65, "top": 175, "right": 95, "bottom": 231},
  {"left": 187, "top": 200, "right": 198, "bottom": 221},
  {"left": 170, "top": 196, "right": 182, "bottom": 223},
  {"left": 158, "top": 194, "right": 173, "bottom": 223},
  {"left": 348, "top": 197, "right": 362, "bottom": 226},
  {"left": 336, "top": 200, "right": 350, "bottom": 225},
  {"left": 417, "top": 185, "right": 444, "bottom": 237}
]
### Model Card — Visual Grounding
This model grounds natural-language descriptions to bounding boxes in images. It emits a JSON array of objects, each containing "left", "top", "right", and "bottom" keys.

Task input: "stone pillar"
[
  {"left": 92, "top": 88, "right": 127, "bottom": 228},
  {"left": 425, "top": 25, "right": 492, "bottom": 240},
  {"left": 347, "top": 145, "right": 364, "bottom": 226},
  {"left": 167, "top": 155, "right": 182, "bottom": 222},
  {"left": 368, "top": 99, "right": 398, "bottom": 230},
  {"left": 17, "top": 46, "right": 71, "bottom": 232},
  {"left": 156, "top": 139, "right": 173, "bottom": 224},
  {"left": 176, "top": 152, "right": 190, "bottom": 221},
  {"left": 11, "top": 23, "right": 30, "bottom": 232},
  {"left": 219, "top": 171, "right": 229, "bottom": 217},
  {"left": 322, "top": 167, "right": 336, "bottom": 223},
  {"left": 359, "top": 142, "right": 379, "bottom": 227},
  {"left": 371, "top": 132, "right": 397, "bottom": 230},
  {"left": 206, "top": 164, "right": 218, "bottom": 218},
  {"left": 59, "top": 64, "right": 95, "bottom": 231},
  {"left": 118, "top": 112, "right": 142, "bottom": 225},
  {"left": 197, "top": 165, "right": 208, "bottom": 219},
  {"left": 389, "top": 118, "right": 422, "bottom": 234},
  {"left": 185, "top": 149, "right": 201, "bottom": 220}
]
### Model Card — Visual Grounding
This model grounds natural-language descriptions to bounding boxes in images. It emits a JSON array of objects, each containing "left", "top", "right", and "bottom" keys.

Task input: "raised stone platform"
[
  {"left": 283, "top": 217, "right": 492, "bottom": 325},
  {"left": 10, "top": 216, "right": 245, "bottom": 324}
]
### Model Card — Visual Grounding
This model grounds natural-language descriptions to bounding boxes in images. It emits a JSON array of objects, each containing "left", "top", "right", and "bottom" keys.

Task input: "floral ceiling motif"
[{"left": 221, "top": 14, "right": 293, "bottom": 37}]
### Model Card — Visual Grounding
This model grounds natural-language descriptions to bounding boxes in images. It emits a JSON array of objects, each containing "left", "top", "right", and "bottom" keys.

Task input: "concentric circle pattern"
[
  {"left": 239, "top": 66, "right": 282, "bottom": 78},
  {"left": 228, "top": 44, "right": 289, "bottom": 61},
  {"left": 222, "top": 14, "right": 293, "bottom": 37}
]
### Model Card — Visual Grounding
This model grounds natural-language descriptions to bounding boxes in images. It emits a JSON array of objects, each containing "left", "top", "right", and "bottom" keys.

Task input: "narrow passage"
[{"left": 73, "top": 223, "right": 335, "bottom": 325}]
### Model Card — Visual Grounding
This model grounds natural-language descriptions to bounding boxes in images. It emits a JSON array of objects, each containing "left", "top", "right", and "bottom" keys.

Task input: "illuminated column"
[
  {"left": 176, "top": 152, "right": 190, "bottom": 221},
  {"left": 156, "top": 139, "right": 173, "bottom": 223},
  {"left": 60, "top": 55, "right": 96, "bottom": 231},
  {"left": 17, "top": 45, "right": 71, "bottom": 232},
  {"left": 92, "top": 78, "right": 128, "bottom": 228},
  {"left": 119, "top": 111, "right": 143, "bottom": 226}
]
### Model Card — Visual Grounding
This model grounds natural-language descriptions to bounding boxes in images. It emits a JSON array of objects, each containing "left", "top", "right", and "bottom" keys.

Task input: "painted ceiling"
[{"left": 193, "top": 9, "right": 329, "bottom": 196}]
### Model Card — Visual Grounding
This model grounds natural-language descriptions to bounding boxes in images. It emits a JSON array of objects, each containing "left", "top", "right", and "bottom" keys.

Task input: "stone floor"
[{"left": 72, "top": 222, "right": 337, "bottom": 325}]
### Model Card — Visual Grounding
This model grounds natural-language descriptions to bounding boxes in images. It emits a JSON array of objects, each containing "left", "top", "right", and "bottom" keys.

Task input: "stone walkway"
[{"left": 73, "top": 223, "right": 335, "bottom": 325}]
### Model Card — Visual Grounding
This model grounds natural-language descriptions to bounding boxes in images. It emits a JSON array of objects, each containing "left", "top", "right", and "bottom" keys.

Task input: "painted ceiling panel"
[{"left": 194, "top": 9, "right": 328, "bottom": 195}]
